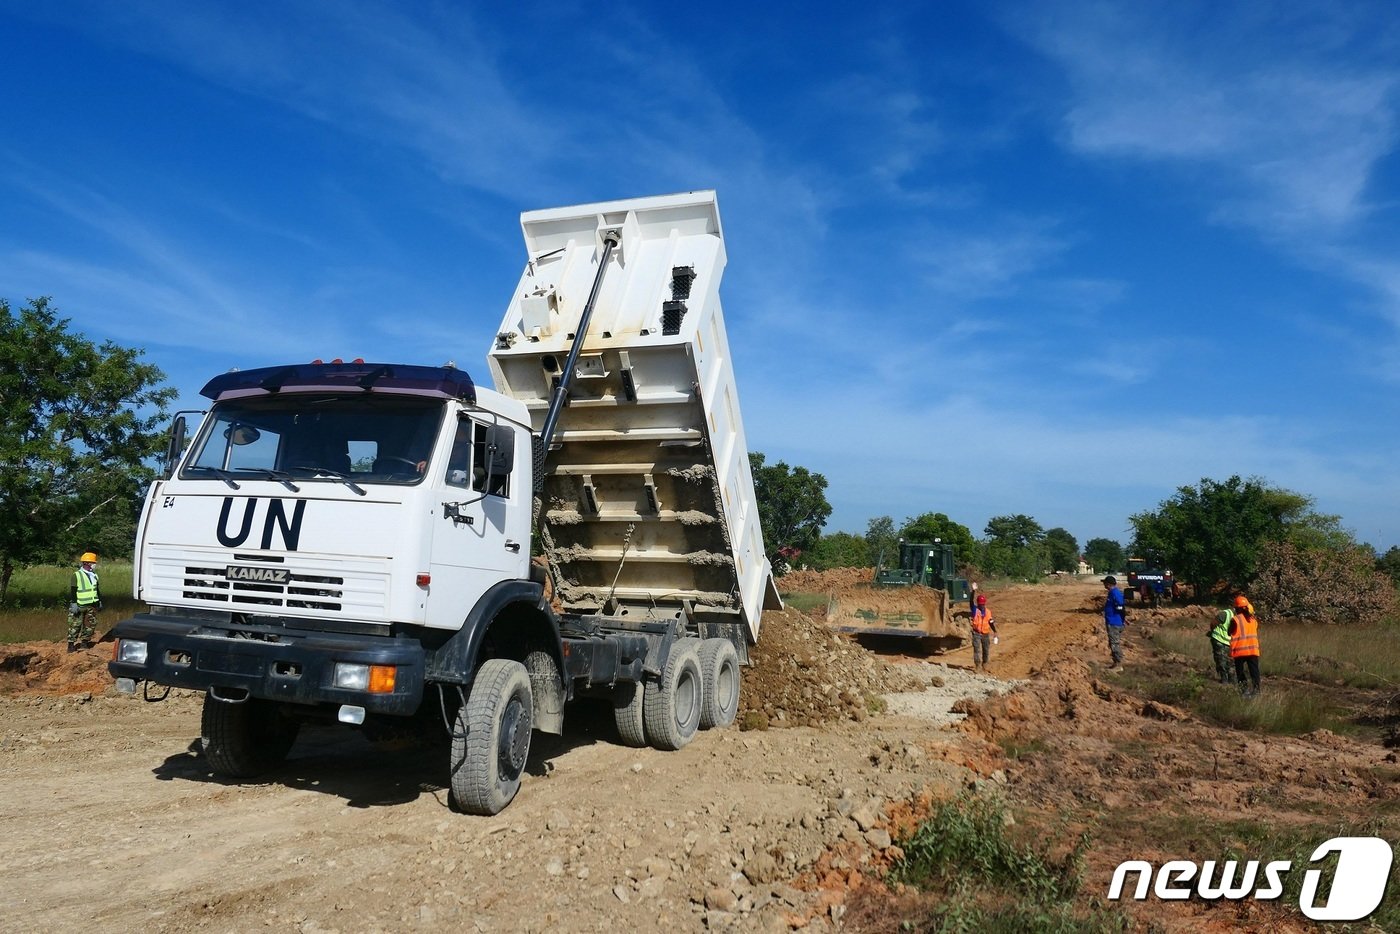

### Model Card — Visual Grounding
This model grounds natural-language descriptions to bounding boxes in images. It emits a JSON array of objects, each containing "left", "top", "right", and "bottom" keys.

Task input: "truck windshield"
[{"left": 182, "top": 396, "right": 445, "bottom": 486}]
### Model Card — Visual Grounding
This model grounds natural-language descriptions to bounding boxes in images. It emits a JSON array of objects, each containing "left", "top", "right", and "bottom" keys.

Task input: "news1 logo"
[{"left": 1108, "top": 837, "right": 1392, "bottom": 921}]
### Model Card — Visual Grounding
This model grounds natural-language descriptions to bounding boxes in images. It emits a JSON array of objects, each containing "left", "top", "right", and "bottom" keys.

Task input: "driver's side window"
[
  {"left": 445, "top": 420, "right": 508, "bottom": 496},
  {"left": 446, "top": 421, "right": 475, "bottom": 489}
]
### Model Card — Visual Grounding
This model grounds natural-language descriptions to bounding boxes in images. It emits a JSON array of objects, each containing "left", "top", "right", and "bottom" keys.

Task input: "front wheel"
[
  {"left": 201, "top": 695, "right": 300, "bottom": 778},
  {"left": 450, "top": 659, "right": 533, "bottom": 815}
]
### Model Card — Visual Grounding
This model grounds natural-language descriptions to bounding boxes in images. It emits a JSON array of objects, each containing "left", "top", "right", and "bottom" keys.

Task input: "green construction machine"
[{"left": 826, "top": 541, "right": 970, "bottom": 643}]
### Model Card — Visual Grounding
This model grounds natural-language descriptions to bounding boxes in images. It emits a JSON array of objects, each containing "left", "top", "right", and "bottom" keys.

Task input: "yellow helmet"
[{"left": 80, "top": 552, "right": 98, "bottom": 563}]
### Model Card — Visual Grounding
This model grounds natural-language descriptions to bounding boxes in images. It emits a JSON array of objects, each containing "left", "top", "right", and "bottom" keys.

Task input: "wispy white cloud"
[
  {"left": 1002, "top": 0, "right": 1400, "bottom": 393},
  {"left": 1015, "top": 2, "right": 1400, "bottom": 233},
  {"left": 907, "top": 220, "right": 1069, "bottom": 301}
]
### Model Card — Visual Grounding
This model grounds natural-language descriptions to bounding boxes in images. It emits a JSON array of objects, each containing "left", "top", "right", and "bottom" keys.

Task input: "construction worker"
[
  {"left": 970, "top": 593, "right": 997, "bottom": 673},
  {"left": 1209, "top": 609, "right": 1235, "bottom": 684},
  {"left": 66, "top": 552, "right": 102, "bottom": 652},
  {"left": 1229, "top": 593, "right": 1261, "bottom": 696},
  {"left": 1102, "top": 575, "right": 1127, "bottom": 670}
]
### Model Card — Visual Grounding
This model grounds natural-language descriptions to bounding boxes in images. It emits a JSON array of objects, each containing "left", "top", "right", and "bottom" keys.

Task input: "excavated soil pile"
[
  {"left": 739, "top": 606, "right": 925, "bottom": 729},
  {"left": 0, "top": 639, "right": 113, "bottom": 697},
  {"left": 778, "top": 567, "right": 874, "bottom": 593}
]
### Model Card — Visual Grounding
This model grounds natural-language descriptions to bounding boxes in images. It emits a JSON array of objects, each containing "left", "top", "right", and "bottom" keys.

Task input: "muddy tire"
[
  {"left": 612, "top": 681, "right": 647, "bottom": 747},
  {"left": 643, "top": 638, "right": 702, "bottom": 751},
  {"left": 450, "top": 659, "right": 533, "bottom": 815},
  {"left": 200, "top": 695, "right": 300, "bottom": 778},
  {"left": 698, "top": 638, "right": 740, "bottom": 729}
]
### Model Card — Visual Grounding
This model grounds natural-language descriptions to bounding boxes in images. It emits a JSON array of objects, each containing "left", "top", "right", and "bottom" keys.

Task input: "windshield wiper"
[
  {"left": 289, "top": 466, "right": 367, "bottom": 497},
  {"left": 232, "top": 468, "right": 302, "bottom": 492},
  {"left": 189, "top": 466, "right": 241, "bottom": 489}
]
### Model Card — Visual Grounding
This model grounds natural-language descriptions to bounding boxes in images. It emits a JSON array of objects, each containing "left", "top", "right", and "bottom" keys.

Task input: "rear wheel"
[
  {"left": 698, "top": 638, "right": 740, "bottom": 729},
  {"left": 201, "top": 695, "right": 300, "bottom": 778},
  {"left": 612, "top": 681, "right": 647, "bottom": 747},
  {"left": 643, "top": 638, "right": 702, "bottom": 751},
  {"left": 450, "top": 659, "right": 533, "bottom": 815}
]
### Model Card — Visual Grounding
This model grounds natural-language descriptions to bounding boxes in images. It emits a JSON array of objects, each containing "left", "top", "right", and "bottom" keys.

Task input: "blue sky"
[{"left": 3, "top": 1, "right": 1398, "bottom": 553}]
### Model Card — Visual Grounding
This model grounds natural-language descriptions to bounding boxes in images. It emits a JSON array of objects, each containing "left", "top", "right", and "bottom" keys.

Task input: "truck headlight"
[
  {"left": 333, "top": 662, "right": 397, "bottom": 693},
  {"left": 333, "top": 663, "right": 369, "bottom": 690},
  {"left": 117, "top": 639, "right": 148, "bottom": 665}
]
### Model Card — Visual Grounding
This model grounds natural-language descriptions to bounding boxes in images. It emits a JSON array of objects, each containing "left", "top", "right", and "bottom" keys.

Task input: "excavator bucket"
[{"left": 824, "top": 584, "right": 959, "bottom": 643}]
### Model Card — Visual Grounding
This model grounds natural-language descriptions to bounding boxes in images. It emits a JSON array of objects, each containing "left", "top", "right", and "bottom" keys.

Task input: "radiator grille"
[
  {"left": 142, "top": 546, "right": 390, "bottom": 619},
  {"left": 181, "top": 565, "right": 346, "bottom": 611}
]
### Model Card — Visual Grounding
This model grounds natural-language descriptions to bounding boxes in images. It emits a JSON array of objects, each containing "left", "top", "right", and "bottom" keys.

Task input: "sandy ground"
[
  {"left": 4, "top": 577, "right": 1393, "bottom": 932},
  {"left": 0, "top": 591, "right": 1032, "bottom": 934}
]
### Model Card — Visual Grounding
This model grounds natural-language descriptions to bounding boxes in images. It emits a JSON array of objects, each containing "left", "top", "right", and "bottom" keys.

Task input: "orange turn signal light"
[{"left": 368, "top": 665, "right": 397, "bottom": 694}]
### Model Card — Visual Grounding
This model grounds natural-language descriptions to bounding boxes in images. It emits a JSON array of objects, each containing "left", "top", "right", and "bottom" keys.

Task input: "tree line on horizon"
[
  {"left": 3, "top": 296, "right": 1398, "bottom": 624},
  {"left": 749, "top": 456, "right": 1400, "bottom": 625}
]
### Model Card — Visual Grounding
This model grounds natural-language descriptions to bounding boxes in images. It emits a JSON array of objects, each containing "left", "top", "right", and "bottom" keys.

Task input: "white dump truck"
[{"left": 108, "top": 191, "right": 778, "bottom": 814}]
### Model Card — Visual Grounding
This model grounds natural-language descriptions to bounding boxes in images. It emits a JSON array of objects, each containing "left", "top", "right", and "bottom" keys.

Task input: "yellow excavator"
[{"left": 825, "top": 541, "right": 969, "bottom": 645}]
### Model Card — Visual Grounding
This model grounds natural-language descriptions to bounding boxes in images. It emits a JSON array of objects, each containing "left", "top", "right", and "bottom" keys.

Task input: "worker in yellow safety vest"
[
  {"left": 1228, "top": 594, "right": 1261, "bottom": 696},
  {"left": 1208, "top": 609, "right": 1234, "bottom": 684},
  {"left": 66, "top": 552, "right": 102, "bottom": 653}
]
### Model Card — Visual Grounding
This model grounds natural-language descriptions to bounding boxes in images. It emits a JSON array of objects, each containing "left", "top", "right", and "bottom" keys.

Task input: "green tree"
[
  {"left": 0, "top": 297, "right": 175, "bottom": 602},
  {"left": 806, "top": 531, "right": 870, "bottom": 570},
  {"left": 749, "top": 452, "right": 831, "bottom": 567},
  {"left": 1083, "top": 538, "right": 1123, "bottom": 576},
  {"left": 981, "top": 514, "right": 1046, "bottom": 578},
  {"left": 1378, "top": 546, "right": 1400, "bottom": 588},
  {"left": 984, "top": 514, "right": 1045, "bottom": 550},
  {"left": 865, "top": 515, "right": 898, "bottom": 569},
  {"left": 1043, "top": 527, "right": 1078, "bottom": 573},
  {"left": 1130, "top": 476, "right": 1320, "bottom": 596},
  {"left": 898, "top": 512, "right": 977, "bottom": 565}
]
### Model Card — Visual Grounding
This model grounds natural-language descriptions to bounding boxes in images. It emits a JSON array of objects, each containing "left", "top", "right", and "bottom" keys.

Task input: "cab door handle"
[{"left": 505, "top": 540, "right": 522, "bottom": 552}]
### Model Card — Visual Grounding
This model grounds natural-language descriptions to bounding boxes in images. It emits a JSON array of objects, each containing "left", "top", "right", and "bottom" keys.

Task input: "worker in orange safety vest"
[
  {"left": 970, "top": 593, "right": 998, "bottom": 674},
  {"left": 1228, "top": 593, "right": 1261, "bottom": 696}
]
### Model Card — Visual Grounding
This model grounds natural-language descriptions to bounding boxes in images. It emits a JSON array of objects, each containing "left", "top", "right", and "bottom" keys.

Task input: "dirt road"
[
  {"left": 1, "top": 592, "right": 1048, "bottom": 934},
  {"left": 939, "top": 578, "right": 1109, "bottom": 679},
  {"left": 13, "top": 578, "right": 1373, "bottom": 932}
]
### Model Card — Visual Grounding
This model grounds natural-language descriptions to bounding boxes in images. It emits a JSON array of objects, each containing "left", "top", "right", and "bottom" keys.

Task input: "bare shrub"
[{"left": 1253, "top": 541, "right": 1399, "bottom": 624}]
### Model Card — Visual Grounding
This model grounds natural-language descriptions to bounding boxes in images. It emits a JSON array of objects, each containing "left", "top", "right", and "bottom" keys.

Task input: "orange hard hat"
[
  {"left": 1233, "top": 595, "right": 1249, "bottom": 609},
  {"left": 80, "top": 552, "right": 98, "bottom": 563}
]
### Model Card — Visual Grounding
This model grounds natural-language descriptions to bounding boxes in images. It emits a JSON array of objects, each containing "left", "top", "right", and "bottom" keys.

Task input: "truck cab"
[{"left": 113, "top": 362, "right": 547, "bottom": 716}]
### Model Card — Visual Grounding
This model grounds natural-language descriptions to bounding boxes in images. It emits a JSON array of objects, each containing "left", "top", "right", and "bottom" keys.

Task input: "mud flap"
[{"left": 526, "top": 650, "right": 565, "bottom": 735}]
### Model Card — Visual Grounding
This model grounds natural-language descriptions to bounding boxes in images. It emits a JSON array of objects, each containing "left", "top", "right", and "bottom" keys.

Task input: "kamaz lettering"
[{"left": 226, "top": 565, "right": 290, "bottom": 584}]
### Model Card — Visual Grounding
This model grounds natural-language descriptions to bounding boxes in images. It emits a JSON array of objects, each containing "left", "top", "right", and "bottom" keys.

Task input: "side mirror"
[
  {"left": 164, "top": 415, "right": 188, "bottom": 480},
  {"left": 484, "top": 424, "right": 515, "bottom": 477}
]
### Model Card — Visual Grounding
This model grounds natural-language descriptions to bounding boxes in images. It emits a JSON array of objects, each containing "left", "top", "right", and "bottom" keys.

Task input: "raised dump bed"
[{"left": 487, "top": 191, "right": 776, "bottom": 643}]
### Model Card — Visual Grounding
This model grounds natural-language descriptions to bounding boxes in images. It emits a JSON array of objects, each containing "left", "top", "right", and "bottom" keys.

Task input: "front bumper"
[{"left": 107, "top": 613, "right": 425, "bottom": 715}]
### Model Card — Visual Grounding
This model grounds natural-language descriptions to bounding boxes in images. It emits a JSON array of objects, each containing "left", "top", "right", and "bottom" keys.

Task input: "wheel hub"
[{"left": 499, "top": 697, "right": 530, "bottom": 774}]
